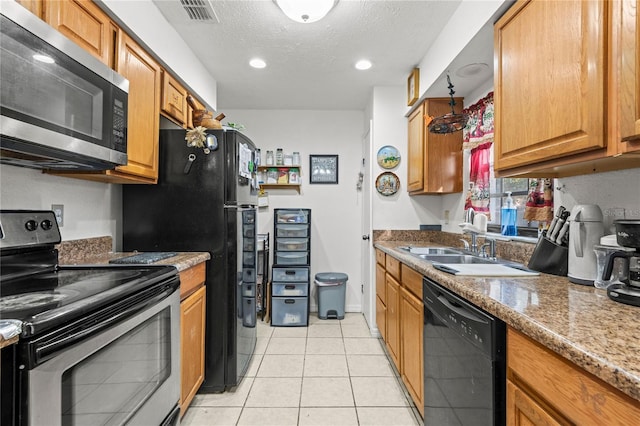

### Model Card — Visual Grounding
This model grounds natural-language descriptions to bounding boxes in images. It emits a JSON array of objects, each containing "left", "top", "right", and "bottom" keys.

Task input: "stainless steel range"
[{"left": 0, "top": 210, "right": 181, "bottom": 426}]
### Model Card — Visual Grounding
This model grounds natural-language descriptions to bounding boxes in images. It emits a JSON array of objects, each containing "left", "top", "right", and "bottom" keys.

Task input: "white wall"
[
  {"left": 0, "top": 165, "right": 121, "bottom": 243},
  {"left": 371, "top": 86, "right": 442, "bottom": 230},
  {"left": 222, "top": 109, "right": 365, "bottom": 313}
]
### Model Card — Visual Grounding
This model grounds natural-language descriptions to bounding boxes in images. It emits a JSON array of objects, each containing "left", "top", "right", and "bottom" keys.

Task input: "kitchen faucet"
[
  {"left": 460, "top": 230, "right": 479, "bottom": 254},
  {"left": 480, "top": 237, "right": 497, "bottom": 260}
]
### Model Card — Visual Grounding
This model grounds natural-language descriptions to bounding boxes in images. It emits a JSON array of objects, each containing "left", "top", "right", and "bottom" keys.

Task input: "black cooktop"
[{"left": 0, "top": 264, "right": 178, "bottom": 337}]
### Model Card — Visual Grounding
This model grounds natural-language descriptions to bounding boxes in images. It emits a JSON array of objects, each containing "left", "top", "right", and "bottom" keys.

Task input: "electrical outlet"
[
  {"left": 444, "top": 210, "right": 450, "bottom": 224},
  {"left": 51, "top": 204, "right": 64, "bottom": 227}
]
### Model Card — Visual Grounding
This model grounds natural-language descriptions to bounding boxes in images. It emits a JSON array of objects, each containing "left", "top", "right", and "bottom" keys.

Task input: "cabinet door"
[
  {"left": 400, "top": 286, "right": 424, "bottom": 417},
  {"left": 407, "top": 102, "right": 425, "bottom": 192},
  {"left": 44, "top": 0, "right": 116, "bottom": 67},
  {"left": 375, "top": 295, "right": 386, "bottom": 341},
  {"left": 161, "top": 70, "right": 188, "bottom": 127},
  {"left": 494, "top": 0, "right": 607, "bottom": 170},
  {"left": 507, "top": 380, "right": 566, "bottom": 426},
  {"left": 385, "top": 273, "right": 401, "bottom": 371},
  {"left": 180, "top": 285, "right": 206, "bottom": 415},
  {"left": 375, "top": 263, "right": 386, "bottom": 339},
  {"left": 616, "top": 0, "right": 640, "bottom": 150},
  {"left": 408, "top": 99, "right": 463, "bottom": 194},
  {"left": 115, "top": 32, "right": 161, "bottom": 182}
]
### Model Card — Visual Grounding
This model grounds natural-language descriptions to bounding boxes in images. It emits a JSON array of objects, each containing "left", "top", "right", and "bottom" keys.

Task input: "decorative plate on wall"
[
  {"left": 376, "top": 145, "right": 401, "bottom": 169},
  {"left": 376, "top": 172, "right": 400, "bottom": 196}
]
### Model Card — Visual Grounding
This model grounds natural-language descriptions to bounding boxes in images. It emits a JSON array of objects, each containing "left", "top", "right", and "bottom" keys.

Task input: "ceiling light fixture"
[
  {"left": 355, "top": 60, "right": 372, "bottom": 71},
  {"left": 274, "top": 0, "right": 338, "bottom": 23},
  {"left": 249, "top": 58, "right": 266, "bottom": 69}
]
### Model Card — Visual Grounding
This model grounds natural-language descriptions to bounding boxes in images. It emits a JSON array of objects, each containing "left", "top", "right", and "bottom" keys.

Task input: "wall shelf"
[{"left": 258, "top": 165, "right": 301, "bottom": 191}]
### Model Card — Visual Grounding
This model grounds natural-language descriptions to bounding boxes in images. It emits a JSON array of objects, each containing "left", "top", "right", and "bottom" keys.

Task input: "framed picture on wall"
[
  {"left": 407, "top": 68, "right": 419, "bottom": 106},
  {"left": 309, "top": 155, "right": 338, "bottom": 184}
]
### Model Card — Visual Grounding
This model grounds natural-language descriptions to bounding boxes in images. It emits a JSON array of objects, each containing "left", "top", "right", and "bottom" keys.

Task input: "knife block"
[{"left": 528, "top": 236, "right": 568, "bottom": 276}]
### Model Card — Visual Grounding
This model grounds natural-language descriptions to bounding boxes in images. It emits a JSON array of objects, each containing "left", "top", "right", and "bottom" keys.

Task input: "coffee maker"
[{"left": 603, "top": 219, "right": 640, "bottom": 307}]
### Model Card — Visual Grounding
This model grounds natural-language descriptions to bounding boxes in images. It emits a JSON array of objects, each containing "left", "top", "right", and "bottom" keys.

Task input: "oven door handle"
[{"left": 34, "top": 284, "right": 176, "bottom": 363}]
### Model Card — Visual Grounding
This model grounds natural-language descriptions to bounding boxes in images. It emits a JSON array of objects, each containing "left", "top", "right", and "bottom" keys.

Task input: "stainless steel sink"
[
  {"left": 398, "top": 246, "right": 462, "bottom": 255},
  {"left": 417, "top": 254, "right": 495, "bottom": 264}
]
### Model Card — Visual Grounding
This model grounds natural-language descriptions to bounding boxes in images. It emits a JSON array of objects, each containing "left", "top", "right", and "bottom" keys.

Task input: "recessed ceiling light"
[
  {"left": 249, "top": 58, "right": 266, "bottom": 69},
  {"left": 355, "top": 60, "right": 372, "bottom": 70},
  {"left": 456, "top": 63, "right": 490, "bottom": 78},
  {"left": 33, "top": 54, "right": 55, "bottom": 64}
]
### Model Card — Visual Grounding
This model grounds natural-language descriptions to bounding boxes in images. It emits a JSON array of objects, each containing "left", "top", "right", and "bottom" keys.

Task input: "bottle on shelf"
[
  {"left": 266, "top": 150, "right": 274, "bottom": 166},
  {"left": 293, "top": 151, "right": 300, "bottom": 165},
  {"left": 276, "top": 148, "right": 284, "bottom": 166}
]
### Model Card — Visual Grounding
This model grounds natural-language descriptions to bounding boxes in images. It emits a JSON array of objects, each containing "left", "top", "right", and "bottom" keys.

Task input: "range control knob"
[
  {"left": 25, "top": 219, "right": 38, "bottom": 231},
  {"left": 40, "top": 219, "right": 53, "bottom": 230}
]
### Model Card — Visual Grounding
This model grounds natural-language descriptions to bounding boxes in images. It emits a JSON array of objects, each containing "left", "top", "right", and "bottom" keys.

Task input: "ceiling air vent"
[{"left": 180, "top": 0, "right": 219, "bottom": 22}]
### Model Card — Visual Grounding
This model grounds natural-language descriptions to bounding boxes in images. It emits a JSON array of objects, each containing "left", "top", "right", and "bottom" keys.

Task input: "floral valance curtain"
[{"left": 463, "top": 92, "right": 494, "bottom": 218}]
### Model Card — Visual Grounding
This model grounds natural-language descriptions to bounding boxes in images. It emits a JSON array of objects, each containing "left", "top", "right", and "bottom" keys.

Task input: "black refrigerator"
[{"left": 122, "top": 128, "right": 258, "bottom": 393}]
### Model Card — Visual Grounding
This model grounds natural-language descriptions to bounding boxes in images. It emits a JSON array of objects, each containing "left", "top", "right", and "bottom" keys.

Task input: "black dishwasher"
[{"left": 423, "top": 277, "right": 506, "bottom": 426}]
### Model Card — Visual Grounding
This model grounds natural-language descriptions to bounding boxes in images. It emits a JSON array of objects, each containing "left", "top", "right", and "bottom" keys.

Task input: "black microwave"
[{"left": 0, "top": 1, "right": 128, "bottom": 171}]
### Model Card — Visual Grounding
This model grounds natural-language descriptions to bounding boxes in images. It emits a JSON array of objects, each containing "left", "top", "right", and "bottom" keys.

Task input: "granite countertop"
[
  {"left": 56, "top": 236, "right": 210, "bottom": 272},
  {"left": 61, "top": 251, "right": 211, "bottom": 272},
  {"left": 375, "top": 240, "right": 640, "bottom": 403}
]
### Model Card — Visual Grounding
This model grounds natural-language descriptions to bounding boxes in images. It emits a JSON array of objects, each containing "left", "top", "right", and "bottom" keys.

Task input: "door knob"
[{"left": 362, "top": 235, "right": 370, "bottom": 240}]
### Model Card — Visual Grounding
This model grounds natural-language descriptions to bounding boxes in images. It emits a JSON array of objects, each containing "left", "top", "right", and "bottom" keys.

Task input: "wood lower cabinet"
[
  {"left": 375, "top": 262, "right": 386, "bottom": 340},
  {"left": 407, "top": 98, "right": 463, "bottom": 195},
  {"left": 375, "top": 251, "right": 425, "bottom": 417},
  {"left": 14, "top": 0, "right": 42, "bottom": 17},
  {"left": 507, "top": 327, "right": 640, "bottom": 425},
  {"left": 494, "top": 0, "right": 640, "bottom": 177},
  {"left": 44, "top": 0, "right": 116, "bottom": 67},
  {"left": 179, "top": 263, "right": 207, "bottom": 416},
  {"left": 385, "top": 273, "right": 401, "bottom": 370},
  {"left": 400, "top": 285, "right": 424, "bottom": 417}
]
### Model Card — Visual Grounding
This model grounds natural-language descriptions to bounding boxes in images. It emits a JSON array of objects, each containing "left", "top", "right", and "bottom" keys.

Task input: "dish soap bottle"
[{"left": 501, "top": 192, "right": 517, "bottom": 236}]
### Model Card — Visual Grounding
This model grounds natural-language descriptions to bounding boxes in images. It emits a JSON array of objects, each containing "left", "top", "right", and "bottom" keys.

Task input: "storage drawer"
[
  {"left": 276, "top": 238, "right": 309, "bottom": 251},
  {"left": 243, "top": 251, "right": 255, "bottom": 266},
  {"left": 385, "top": 255, "right": 401, "bottom": 281},
  {"left": 276, "top": 224, "right": 309, "bottom": 238},
  {"left": 376, "top": 249, "right": 385, "bottom": 266},
  {"left": 242, "top": 282, "right": 255, "bottom": 297},
  {"left": 273, "top": 267, "right": 309, "bottom": 282},
  {"left": 401, "top": 264, "right": 422, "bottom": 299},
  {"left": 276, "top": 209, "right": 309, "bottom": 224},
  {"left": 243, "top": 210, "right": 256, "bottom": 224},
  {"left": 272, "top": 282, "right": 309, "bottom": 297},
  {"left": 275, "top": 252, "right": 309, "bottom": 265},
  {"left": 271, "top": 297, "right": 308, "bottom": 326},
  {"left": 243, "top": 224, "right": 255, "bottom": 237}
]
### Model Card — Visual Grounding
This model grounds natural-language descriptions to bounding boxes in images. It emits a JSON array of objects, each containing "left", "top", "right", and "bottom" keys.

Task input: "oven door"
[{"left": 26, "top": 289, "right": 179, "bottom": 426}]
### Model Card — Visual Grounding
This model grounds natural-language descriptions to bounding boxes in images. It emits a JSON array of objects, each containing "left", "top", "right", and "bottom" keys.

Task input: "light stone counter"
[{"left": 375, "top": 239, "right": 640, "bottom": 403}]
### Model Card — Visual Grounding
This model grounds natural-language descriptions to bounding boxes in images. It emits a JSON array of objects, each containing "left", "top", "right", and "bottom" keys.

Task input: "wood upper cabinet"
[
  {"left": 385, "top": 273, "right": 401, "bottom": 370},
  {"left": 612, "top": 0, "right": 640, "bottom": 151},
  {"left": 161, "top": 70, "right": 188, "bottom": 127},
  {"left": 407, "top": 98, "right": 463, "bottom": 195},
  {"left": 494, "top": 0, "right": 640, "bottom": 177},
  {"left": 507, "top": 327, "right": 640, "bottom": 425},
  {"left": 179, "top": 263, "right": 206, "bottom": 416},
  {"left": 112, "top": 31, "right": 161, "bottom": 183},
  {"left": 44, "top": 0, "right": 116, "bottom": 67},
  {"left": 400, "top": 285, "right": 424, "bottom": 418}
]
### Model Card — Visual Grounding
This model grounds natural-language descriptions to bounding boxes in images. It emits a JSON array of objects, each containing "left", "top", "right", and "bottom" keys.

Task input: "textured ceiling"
[{"left": 153, "top": 0, "right": 466, "bottom": 110}]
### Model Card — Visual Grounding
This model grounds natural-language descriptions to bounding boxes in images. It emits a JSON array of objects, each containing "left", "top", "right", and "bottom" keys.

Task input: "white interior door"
[{"left": 361, "top": 122, "right": 373, "bottom": 329}]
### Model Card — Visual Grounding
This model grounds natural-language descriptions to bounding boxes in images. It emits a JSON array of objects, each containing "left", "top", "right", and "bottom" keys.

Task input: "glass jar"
[
  {"left": 276, "top": 148, "right": 284, "bottom": 166},
  {"left": 255, "top": 148, "right": 261, "bottom": 166},
  {"left": 266, "top": 150, "right": 274, "bottom": 166},
  {"left": 292, "top": 151, "right": 300, "bottom": 165}
]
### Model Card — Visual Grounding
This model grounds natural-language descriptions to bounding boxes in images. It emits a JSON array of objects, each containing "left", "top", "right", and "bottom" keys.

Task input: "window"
[{"left": 487, "top": 178, "right": 541, "bottom": 237}]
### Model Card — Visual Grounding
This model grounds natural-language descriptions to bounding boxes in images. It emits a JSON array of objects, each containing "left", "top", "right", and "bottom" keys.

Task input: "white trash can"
[{"left": 315, "top": 272, "right": 348, "bottom": 320}]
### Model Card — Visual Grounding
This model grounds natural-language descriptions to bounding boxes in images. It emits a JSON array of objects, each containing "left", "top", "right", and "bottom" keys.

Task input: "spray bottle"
[{"left": 501, "top": 191, "right": 517, "bottom": 236}]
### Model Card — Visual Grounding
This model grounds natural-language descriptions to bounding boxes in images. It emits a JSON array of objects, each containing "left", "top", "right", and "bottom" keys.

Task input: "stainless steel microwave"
[{"left": 0, "top": 1, "right": 128, "bottom": 170}]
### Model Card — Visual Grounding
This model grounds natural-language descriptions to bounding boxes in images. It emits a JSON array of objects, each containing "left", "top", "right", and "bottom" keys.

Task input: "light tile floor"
[{"left": 181, "top": 313, "right": 421, "bottom": 426}]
